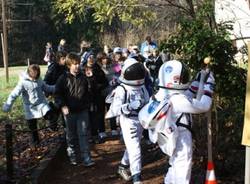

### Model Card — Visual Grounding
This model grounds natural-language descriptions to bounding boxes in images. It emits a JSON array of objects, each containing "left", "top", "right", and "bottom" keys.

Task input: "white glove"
[
  {"left": 194, "top": 69, "right": 208, "bottom": 82},
  {"left": 204, "top": 72, "right": 215, "bottom": 96},
  {"left": 206, "top": 71, "right": 215, "bottom": 85},
  {"left": 2, "top": 103, "right": 11, "bottom": 112},
  {"left": 188, "top": 80, "right": 199, "bottom": 94},
  {"left": 128, "top": 100, "right": 141, "bottom": 111}
]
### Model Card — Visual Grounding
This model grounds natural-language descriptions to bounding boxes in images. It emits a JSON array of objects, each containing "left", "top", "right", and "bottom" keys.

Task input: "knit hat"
[{"left": 84, "top": 51, "right": 95, "bottom": 61}]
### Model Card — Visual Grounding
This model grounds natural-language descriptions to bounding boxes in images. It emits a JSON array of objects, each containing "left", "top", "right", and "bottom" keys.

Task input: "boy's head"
[
  {"left": 152, "top": 48, "right": 159, "bottom": 57},
  {"left": 66, "top": 52, "right": 80, "bottom": 67},
  {"left": 145, "top": 36, "right": 152, "bottom": 44},
  {"left": 27, "top": 64, "right": 40, "bottom": 80},
  {"left": 96, "top": 52, "right": 110, "bottom": 66},
  {"left": 80, "top": 40, "right": 91, "bottom": 49},
  {"left": 56, "top": 51, "right": 67, "bottom": 65},
  {"left": 66, "top": 52, "right": 80, "bottom": 75}
]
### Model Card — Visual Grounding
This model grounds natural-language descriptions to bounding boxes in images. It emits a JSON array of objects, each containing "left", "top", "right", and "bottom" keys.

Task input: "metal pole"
[
  {"left": 243, "top": 41, "right": 250, "bottom": 184},
  {"left": 246, "top": 147, "right": 250, "bottom": 184},
  {"left": 5, "top": 123, "right": 13, "bottom": 179},
  {"left": 1, "top": 0, "right": 9, "bottom": 83},
  {"left": 206, "top": 110, "right": 213, "bottom": 161},
  {"left": 242, "top": 41, "right": 250, "bottom": 184}
]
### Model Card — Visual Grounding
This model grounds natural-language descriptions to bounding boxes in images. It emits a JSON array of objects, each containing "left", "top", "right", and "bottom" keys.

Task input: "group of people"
[{"left": 2, "top": 35, "right": 215, "bottom": 184}]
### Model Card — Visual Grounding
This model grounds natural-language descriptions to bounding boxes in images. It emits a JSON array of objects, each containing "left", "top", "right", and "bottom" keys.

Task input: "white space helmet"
[
  {"left": 158, "top": 60, "right": 190, "bottom": 90},
  {"left": 113, "top": 47, "right": 122, "bottom": 53},
  {"left": 119, "top": 58, "right": 146, "bottom": 86}
]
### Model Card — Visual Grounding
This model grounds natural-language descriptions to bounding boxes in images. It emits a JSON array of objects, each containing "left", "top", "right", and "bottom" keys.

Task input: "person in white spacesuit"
[
  {"left": 139, "top": 60, "right": 215, "bottom": 184},
  {"left": 105, "top": 58, "right": 149, "bottom": 184}
]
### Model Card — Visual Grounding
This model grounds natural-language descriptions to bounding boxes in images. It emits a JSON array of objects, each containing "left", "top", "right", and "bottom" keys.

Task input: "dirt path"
[{"left": 46, "top": 138, "right": 165, "bottom": 184}]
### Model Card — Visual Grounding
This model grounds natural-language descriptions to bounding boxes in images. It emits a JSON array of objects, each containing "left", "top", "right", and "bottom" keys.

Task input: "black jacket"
[
  {"left": 86, "top": 63, "right": 108, "bottom": 92},
  {"left": 55, "top": 71, "right": 91, "bottom": 112},
  {"left": 82, "top": 63, "right": 108, "bottom": 95},
  {"left": 44, "top": 62, "right": 67, "bottom": 85},
  {"left": 146, "top": 56, "right": 163, "bottom": 79}
]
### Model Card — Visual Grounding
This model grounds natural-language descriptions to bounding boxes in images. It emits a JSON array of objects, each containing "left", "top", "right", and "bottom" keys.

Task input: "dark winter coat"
[
  {"left": 55, "top": 71, "right": 91, "bottom": 112},
  {"left": 44, "top": 62, "right": 67, "bottom": 85},
  {"left": 83, "top": 63, "right": 108, "bottom": 93}
]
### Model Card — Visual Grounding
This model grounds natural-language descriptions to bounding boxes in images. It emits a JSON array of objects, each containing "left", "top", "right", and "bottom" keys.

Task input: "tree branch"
[{"left": 163, "top": 0, "right": 196, "bottom": 18}]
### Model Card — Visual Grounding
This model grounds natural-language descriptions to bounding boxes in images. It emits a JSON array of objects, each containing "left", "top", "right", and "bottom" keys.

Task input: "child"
[
  {"left": 139, "top": 60, "right": 215, "bottom": 184},
  {"left": 2, "top": 64, "right": 56, "bottom": 145},
  {"left": 83, "top": 52, "right": 109, "bottom": 142},
  {"left": 97, "top": 52, "right": 119, "bottom": 136},
  {"left": 106, "top": 58, "right": 149, "bottom": 184},
  {"left": 44, "top": 50, "right": 68, "bottom": 130},
  {"left": 57, "top": 39, "right": 67, "bottom": 52},
  {"left": 55, "top": 52, "right": 94, "bottom": 166},
  {"left": 44, "top": 50, "right": 67, "bottom": 85},
  {"left": 44, "top": 42, "right": 55, "bottom": 66}
]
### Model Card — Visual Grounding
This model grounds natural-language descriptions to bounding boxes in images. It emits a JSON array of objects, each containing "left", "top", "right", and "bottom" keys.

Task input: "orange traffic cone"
[{"left": 205, "top": 161, "right": 217, "bottom": 184}]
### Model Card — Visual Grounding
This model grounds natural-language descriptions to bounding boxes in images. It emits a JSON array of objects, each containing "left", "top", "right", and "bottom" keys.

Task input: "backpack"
[
  {"left": 105, "top": 84, "right": 127, "bottom": 104},
  {"left": 105, "top": 85, "right": 127, "bottom": 119},
  {"left": 138, "top": 94, "right": 186, "bottom": 156}
]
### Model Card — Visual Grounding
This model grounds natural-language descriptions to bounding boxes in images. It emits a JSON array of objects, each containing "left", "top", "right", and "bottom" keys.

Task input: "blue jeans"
[{"left": 64, "top": 110, "right": 91, "bottom": 161}]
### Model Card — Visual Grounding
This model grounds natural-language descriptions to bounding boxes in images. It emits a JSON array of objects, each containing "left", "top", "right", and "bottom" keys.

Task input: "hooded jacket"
[{"left": 5, "top": 72, "right": 54, "bottom": 120}]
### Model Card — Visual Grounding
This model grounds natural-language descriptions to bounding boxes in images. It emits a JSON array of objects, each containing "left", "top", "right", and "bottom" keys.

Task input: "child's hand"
[
  {"left": 204, "top": 72, "right": 215, "bottom": 96},
  {"left": 61, "top": 106, "right": 69, "bottom": 115},
  {"left": 2, "top": 103, "right": 11, "bottom": 112}
]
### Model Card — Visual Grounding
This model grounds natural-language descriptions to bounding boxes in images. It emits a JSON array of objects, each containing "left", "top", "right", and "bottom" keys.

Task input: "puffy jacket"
[
  {"left": 4, "top": 72, "right": 54, "bottom": 120},
  {"left": 55, "top": 71, "right": 90, "bottom": 112}
]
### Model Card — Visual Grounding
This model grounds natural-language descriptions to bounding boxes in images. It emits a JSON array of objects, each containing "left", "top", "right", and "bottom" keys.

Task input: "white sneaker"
[
  {"left": 111, "top": 130, "right": 119, "bottom": 136},
  {"left": 69, "top": 158, "right": 77, "bottom": 166},
  {"left": 99, "top": 132, "right": 107, "bottom": 139},
  {"left": 117, "top": 165, "right": 131, "bottom": 181}
]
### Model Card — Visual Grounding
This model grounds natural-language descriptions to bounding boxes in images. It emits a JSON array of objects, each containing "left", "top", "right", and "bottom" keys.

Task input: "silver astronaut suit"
[
  {"left": 106, "top": 58, "right": 149, "bottom": 182},
  {"left": 139, "top": 60, "right": 215, "bottom": 184}
]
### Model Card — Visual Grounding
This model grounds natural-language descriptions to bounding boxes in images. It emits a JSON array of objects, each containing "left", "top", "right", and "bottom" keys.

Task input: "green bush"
[{"left": 160, "top": 1, "right": 246, "bottom": 181}]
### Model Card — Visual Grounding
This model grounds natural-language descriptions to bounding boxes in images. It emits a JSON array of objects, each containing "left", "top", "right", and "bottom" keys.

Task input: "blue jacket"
[
  {"left": 5, "top": 72, "right": 55, "bottom": 120},
  {"left": 140, "top": 41, "right": 157, "bottom": 54}
]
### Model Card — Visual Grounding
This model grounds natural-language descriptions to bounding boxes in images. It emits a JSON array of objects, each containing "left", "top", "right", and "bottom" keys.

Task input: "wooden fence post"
[
  {"left": 1, "top": 0, "right": 9, "bottom": 83},
  {"left": 5, "top": 123, "right": 13, "bottom": 179}
]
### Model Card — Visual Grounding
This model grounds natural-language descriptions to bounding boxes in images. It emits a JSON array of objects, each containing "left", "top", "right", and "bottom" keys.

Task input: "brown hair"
[
  {"left": 146, "top": 36, "right": 152, "bottom": 42},
  {"left": 56, "top": 51, "right": 67, "bottom": 63},
  {"left": 96, "top": 52, "right": 110, "bottom": 65},
  {"left": 27, "top": 64, "right": 40, "bottom": 80},
  {"left": 66, "top": 52, "right": 80, "bottom": 68}
]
